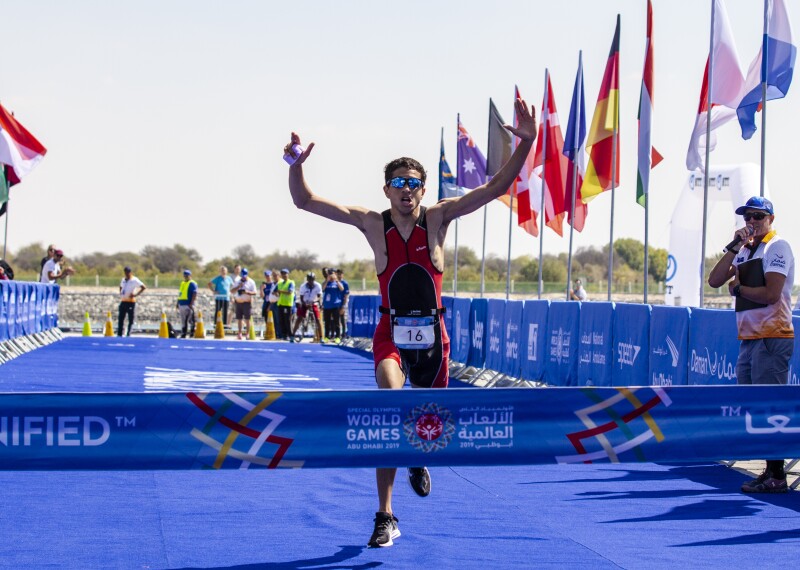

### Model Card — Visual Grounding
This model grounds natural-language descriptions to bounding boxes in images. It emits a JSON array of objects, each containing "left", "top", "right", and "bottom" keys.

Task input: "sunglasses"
[
  {"left": 387, "top": 177, "right": 424, "bottom": 190},
  {"left": 743, "top": 212, "right": 768, "bottom": 221}
]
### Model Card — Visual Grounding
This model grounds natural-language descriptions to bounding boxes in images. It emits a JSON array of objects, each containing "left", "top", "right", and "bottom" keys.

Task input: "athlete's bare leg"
[{"left": 375, "top": 358, "right": 405, "bottom": 513}]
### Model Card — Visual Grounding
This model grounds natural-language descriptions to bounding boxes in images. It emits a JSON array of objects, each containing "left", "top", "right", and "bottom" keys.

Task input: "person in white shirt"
[
  {"left": 231, "top": 267, "right": 257, "bottom": 339},
  {"left": 40, "top": 249, "right": 74, "bottom": 284},
  {"left": 291, "top": 272, "right": 323, "bottom": 342},
  {"left": 118, "top": 266, "right": 146, "bottom": 336},
  {"left": 569, "top": 279, "right": 587, "bottom": 301}
]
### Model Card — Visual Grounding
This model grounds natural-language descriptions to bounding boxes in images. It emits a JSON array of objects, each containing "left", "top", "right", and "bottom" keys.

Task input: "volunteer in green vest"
[
  {"left": 177, "top": 269, "right": 198, "bottom": 338},
  {"left": 276, "top": 268, "right": 295, "bottom": 340}
]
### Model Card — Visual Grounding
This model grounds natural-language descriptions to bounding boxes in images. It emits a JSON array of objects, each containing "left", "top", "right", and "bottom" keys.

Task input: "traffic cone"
[
  {"left": 82, "top": 312, "right": 93, "bottom": 337},
  {"left": 194, "top": 310, "right": 206, "bottom": 338},
  {"left": 248, "top": 316, "right": 257, "bottom": 340},
  {"left": 214, "top": 310, "right": 225, "bottom": 339},
  {"left": 103, "top": 311, "right": 114, "bottom": 337},
  {"left": 264, "top": 311, "right": 276, "bottom": 340},
  {"left": 158, "top": 312, "right": 169, "bottom": 339}
]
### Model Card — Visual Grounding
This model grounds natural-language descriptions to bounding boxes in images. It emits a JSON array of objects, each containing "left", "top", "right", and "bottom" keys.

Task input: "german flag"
[{"left": 582, "top": 15, "right": 620, "bottom": 202}]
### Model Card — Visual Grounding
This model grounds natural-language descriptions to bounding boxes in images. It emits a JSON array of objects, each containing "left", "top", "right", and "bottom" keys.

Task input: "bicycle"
[{"left": 291, "top": 303, "right": 319, "bottom": 342}]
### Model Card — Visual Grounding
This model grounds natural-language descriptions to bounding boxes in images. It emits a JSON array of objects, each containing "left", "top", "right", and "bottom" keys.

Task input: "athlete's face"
[{"left": 384, "top": 168, "right": 426, "bottom": 213}]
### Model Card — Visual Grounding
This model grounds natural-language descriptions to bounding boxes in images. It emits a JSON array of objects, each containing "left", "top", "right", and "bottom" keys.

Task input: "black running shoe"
[
  {"left": 408, "top": 467, "right": 431, "bottom": 497},
  {"left": 741, "top": 470, "right": 788, "bottom": 494},
  {"left": 367, "top": 511, "right": 400, "bottom": 548}
]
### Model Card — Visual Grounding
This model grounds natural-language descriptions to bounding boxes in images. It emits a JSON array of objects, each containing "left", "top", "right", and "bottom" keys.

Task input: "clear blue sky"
[{"left": 2, "top": 0, "right": 796, "bottom": 271}]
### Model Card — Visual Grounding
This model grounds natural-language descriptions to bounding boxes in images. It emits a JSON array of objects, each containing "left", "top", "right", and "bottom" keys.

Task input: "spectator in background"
[
  {"left": 177, "top": 269, "right": 197, "bottom": 338},
  {"left": 40, "top": 249, "right": 74, "bottom": 284},
  {"left": 228, "top": 264, "right": 242, "bottom": 324},
  {"left": 118, "top": 266, "right": 146, "bottom": 337},
  {"left": 268, "top": 269, "right": 282, "bottom": 339},
  {"left": 0, "top": 265, "right": 8, "bottom": 280},
  {"left": 276, "top": 268, "right": 295, "bottom": 340},
  {"left": 232, "top": 267, "right": 257, "bottom": 340},
  {"left": 569, "top": 279, "right": 587, "bottom": 301},
  {"left": 40, "top": 244, "right": 56, "bottom": 272},
  {"left": 260, "top": 269, "right": 273, "bottom": 325},
  {"left": 292, "top": 272, "right": 322, "bottom": 343},
  {"left": 336, "top": 268, "right": 350, "bottom": 338},
  {"left": 0, "top": 259, "right": 13, "bottom": 280},
  {"left": 208, "top": 265, "right": 233, "bottom": 326},
  {"left": 322, "top": 268, "right": 345, "bottom": 342}
]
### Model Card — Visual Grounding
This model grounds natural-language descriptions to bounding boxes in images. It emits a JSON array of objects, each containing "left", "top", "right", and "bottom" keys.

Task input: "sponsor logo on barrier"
[
  {"left": 617, "top": 341, "right": 641, "bottom": 368},
  {"left": 403, "top": 403, "right": 455, "bottom": 453},
  {"left": 790, "top": 364, "right": 799, "bottom": 385},
  {"left": 651, "top": 372, "right": 673, "bottom": 386},
  {"left": 457, "top": 406, "right": 514, "bottom": 450},
  {"left": 652, "top": 336, "right": 679, "bottom": 368},
  {"left": 527, "top": 324, "right": 538, "bottom": 362},
  {"left": 0, "top": 416, "right": 111, "bottom": 447},
  {"left": 579, "top": 332, "right": 607, "bottom": 365},
  {"left": 472, "top": 320, "right": 484, "bottom": 350},
  {"left": 488, "top": 315, "right": 501, "bottom": 354},
  {"left": 690, "top": 348, "right": 736, "bottom": 381},
  {"left": 556, "top": 387, "right": 673, "bottom": 464},
  {"left": 550, "top": 327, "right": 570, "bottom": 364},
  {"left": 505, "top": 321, "right": 519, "bottom": 360}
]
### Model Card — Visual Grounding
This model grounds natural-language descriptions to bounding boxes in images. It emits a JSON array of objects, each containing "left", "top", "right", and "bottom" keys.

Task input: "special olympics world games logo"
[{"left": 403, "top": 402, "right": 455, "bottom": 453}]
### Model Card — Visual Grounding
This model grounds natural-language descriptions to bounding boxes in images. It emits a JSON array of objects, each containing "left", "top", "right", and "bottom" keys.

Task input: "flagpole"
[
  {"left": 505, "top": 90, "right": 518, "bottom": 301},
  {"left": 567, "top": 57, "right": 582, "bottom": 302},
  {"left": 480, "top": 205, "right": 486, "bottom": 298},
  {"left": 2, "top": 195, "right": 7, "bottom": 260},
  {"left": 538, "top": 70, "right": 550, "bottom": 301},
  {"left": 607, "top": 129, "right": 616, "bottom": 302},
  {"left": 759, "top": 0, "right": 769, "bottom": 198},
  {"left": 700, "top": 0, "right": 716, "bottom": 308},
  {"left": 454, "top": 219, "right": 459, "bottom": 297}
]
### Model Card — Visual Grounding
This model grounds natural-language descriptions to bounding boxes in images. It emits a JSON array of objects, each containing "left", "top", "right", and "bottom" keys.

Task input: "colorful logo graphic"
[
  {"left": 403, "top": 402, "right": 455, "bottom": 452},
  {"left": 186, "top": 391, "right": 301, "bottom": 469},
  {"left": 555, "top": 387, "right": 672, "bottom": 464}
]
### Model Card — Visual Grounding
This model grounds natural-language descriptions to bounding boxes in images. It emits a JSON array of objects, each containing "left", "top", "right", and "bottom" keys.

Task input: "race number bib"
[{"left": 392, "top": 316, "right": 435, "bottom": 350}]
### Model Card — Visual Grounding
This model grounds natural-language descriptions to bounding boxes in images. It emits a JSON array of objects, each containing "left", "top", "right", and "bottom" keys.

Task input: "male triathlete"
[{"left": 285, "top": 98, "right": 536, "bottom": 548}]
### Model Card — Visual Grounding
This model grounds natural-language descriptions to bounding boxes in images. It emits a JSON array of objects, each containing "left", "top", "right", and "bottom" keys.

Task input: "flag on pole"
[
  {"left": 456, "top": 116, "right": 487, "bottom": 190},
  {"left": 486, "top": 98, "right": 512, "bottom": 178},
  {"left": 582, "top": 15, "right": 621, "bottom": 202},
  {"left": 439, "top": 130, "right": 463, "bottom": 200},
  {"left": 563, "top": 58, "right": 589, "bottom": 232},
  {"left": 0, "top": 166, "right": 9, "bottom": 217},
  {"left": 686, "top": 0, "right": 746, "bottom": 171},
  {"left": 512, "top": 86, "right": 538, "bottom": 237},
  {"left": 636, "top": 0, "right": 664, "bottom": 207},
  {"left": 736, "top": 0, "right": 796, "bottom": 140},
  {"left": 0, "top": 102, "right": 47, "bottom": 183},
  {"left": 532, "top": 77, "right": 571, "bottom": 236}
]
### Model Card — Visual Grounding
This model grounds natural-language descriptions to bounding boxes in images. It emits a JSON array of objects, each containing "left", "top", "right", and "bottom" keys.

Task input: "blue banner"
[
  {"left": 485, "top": 299, "right": 505, "bottom": 372},
  {"left": 578, "top": 302, "right": 614, "bottom": 386},
  {"left": 520, "top": 300, "right": 549, "bottom": 381},
  {"left": 467, "top": 298, "right": 488, "bottom": 368},
  {"left": 545, "top": 302, "right": 580, "bottom": 386},
  {"left": 450, "top": 298, "right": 472, "bottom": 363},
  {"left": 501, "top": 300, "right": 523, "bottom": 377},
  {"left": 0, "top": 282, "right": 59, "bottom": 341},
  {"left": 441, "top": 295, "right": 454, "bottom": 339},
  {"left": 790, "top": 315, "right": 800, "bottom": 385},
  {"left": 1, "top": 386, "right": 800, "bottom": 469},
  {"left": 349, "top": 295, "right": 380, "bottom": 338},
  {"left": 612, "top": 303, "right": 651, "bottom": 387},
  {"left": 688, "top": 308, "right": 739, "bottom": 385},
  {"left": 650, "top": 306, "right": 691, "bottom": 386}
]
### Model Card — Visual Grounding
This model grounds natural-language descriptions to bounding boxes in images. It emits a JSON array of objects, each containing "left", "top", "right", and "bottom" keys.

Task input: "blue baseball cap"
[
  {"left": 264, "top": 269, "right": 272, "bottom": 276},
  {"left": 241, "top": 268, "right": 249, "bottom": 277},
  {"left": 183, "top": 269, "right": 192, "bottom": 276},
  {"left": 735, "top": 196, "right": 774, "bottom": 215},
  {"left": 280, "top": 268, "right": 289, "bottom": 274}
]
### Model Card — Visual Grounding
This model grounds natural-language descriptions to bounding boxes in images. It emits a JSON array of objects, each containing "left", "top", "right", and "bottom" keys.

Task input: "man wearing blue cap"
[
  {"left": 177, "top": 269, "right": 198, "bottom": 338},
  {"left": 709, "top": 195, "right": 794, "bottom": 494}
]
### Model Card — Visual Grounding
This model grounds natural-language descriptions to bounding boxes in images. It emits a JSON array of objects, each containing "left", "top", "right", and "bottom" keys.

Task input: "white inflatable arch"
[{"left": 665, "top": 163, "right": 768, "bottom": 307}]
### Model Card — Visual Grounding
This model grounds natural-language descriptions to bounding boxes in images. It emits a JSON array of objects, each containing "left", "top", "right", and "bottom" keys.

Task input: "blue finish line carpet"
[{"left": 1, "top": 337, "right": 799, "bottom": 568}]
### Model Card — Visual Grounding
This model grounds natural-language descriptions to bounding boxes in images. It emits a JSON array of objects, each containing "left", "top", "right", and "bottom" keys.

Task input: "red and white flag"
[
  {"left": 532, "top": 75, "right": 569, "bottom": 236},
  {"left": 513, "top": 85, "right": 538, "bottom": 237},
  {"left": 0, "top": 102, "right": 47, "bottom": 184}
]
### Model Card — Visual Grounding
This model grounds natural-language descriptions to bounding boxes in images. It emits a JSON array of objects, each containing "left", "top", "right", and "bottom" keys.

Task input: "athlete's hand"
[
  {"left": 284, "top": 132, "right": 315, "bottom": 166},
  {"left": 504, "top": 99, "right": 537, "bottom": 143}
]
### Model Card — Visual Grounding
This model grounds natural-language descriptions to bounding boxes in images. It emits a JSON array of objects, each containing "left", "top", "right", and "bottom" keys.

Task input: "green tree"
[
  {"left": 614, "top": 238, "right": 644, "bottom": 272},
  {"left": 8, "top": 242, "right": 44, "bottom": 271}
]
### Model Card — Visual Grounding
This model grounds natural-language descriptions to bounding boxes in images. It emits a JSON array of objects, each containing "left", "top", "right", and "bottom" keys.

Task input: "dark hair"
[{"left": 384, "top": 157, "right": 426, "bottom": 184}]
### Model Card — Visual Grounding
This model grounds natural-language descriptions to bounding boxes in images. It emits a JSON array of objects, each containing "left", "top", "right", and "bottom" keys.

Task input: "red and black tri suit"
[{"left": 373, "top": 206, "right": 449, "bottom": 388}]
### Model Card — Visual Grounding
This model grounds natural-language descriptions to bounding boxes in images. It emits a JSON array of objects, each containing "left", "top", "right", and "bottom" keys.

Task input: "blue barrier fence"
[
  {"left": 349, "top": 295, "right": 800, "bottom": 387},
  {"left": 0, "top": 282, "right": 60, "bottom": 342}
]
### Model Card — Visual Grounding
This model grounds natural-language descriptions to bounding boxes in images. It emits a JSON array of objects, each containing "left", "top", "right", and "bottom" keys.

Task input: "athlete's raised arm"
[{"left": 285, "top": 132, "right": 375, "bottom": 232}]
